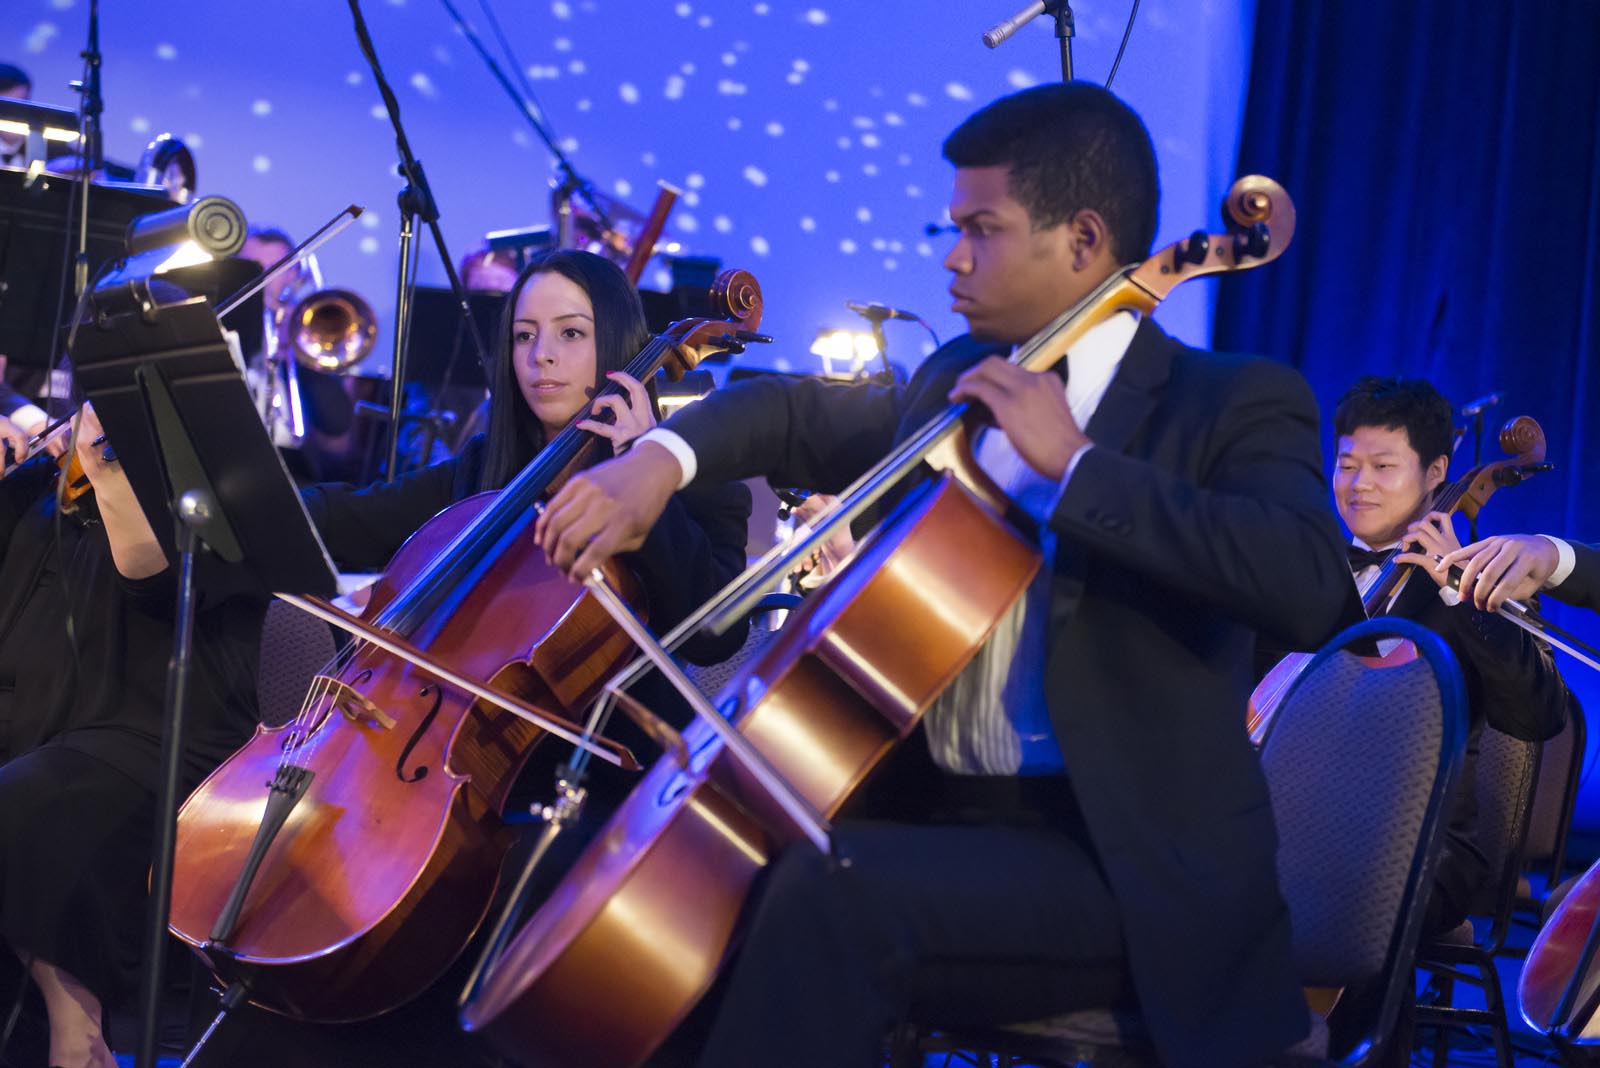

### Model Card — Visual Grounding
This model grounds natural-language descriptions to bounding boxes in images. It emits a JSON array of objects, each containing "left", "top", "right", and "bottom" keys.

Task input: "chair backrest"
[
  {"left": 257, "top": 598, "right": 339, "bottom": 727},
  {"left": 1469, "top": 725, "right": 1541, "bottom": 944},
  {"left": 683, "top": 618, "right": 781, "bottom": 698},
  {"left": 1260, "top": 616, "right": 1467, "bottom": 1063},
  {"left": 1524, "top": 692, "right": 1586, "bottom": 878}
]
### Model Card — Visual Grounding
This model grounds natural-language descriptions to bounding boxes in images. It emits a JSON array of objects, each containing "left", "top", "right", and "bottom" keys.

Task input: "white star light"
[{"left": 27, "top": 22, "right": 59, "bottom": 54}]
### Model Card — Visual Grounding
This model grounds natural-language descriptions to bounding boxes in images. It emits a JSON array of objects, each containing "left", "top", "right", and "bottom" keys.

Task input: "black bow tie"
[{"left": 1346, "top": 544, "right": 1393, "bottom": 572}]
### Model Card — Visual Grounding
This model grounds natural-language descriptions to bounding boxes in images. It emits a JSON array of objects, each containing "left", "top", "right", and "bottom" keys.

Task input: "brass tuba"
[{"left": 286, "top": 288, "right": 378, "bottom": 372}]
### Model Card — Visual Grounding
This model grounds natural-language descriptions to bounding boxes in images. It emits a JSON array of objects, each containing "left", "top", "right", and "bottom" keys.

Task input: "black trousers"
[
  {"left": 0, "top": 744, "right": 155, "bottom": 1008},
  {"left": 693, "top": 767, "right": 1132, "bottom": 1068}
]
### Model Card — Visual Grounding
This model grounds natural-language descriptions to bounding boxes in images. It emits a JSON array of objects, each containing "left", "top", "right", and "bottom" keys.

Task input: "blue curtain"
[{"left": 1214, "top": 1, "right": 1600, "bottom": 821}]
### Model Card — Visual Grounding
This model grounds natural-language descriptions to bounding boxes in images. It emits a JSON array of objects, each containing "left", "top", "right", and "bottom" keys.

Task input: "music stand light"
[
  {"left": 809, "top": 327, "right": 878, "bottom": 379},
  {"left": 0, "top": 97, "right": 82, "bottom": 165}
]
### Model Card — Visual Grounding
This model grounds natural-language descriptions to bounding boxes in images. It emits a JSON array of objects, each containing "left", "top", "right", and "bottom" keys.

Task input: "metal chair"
[
  {"left": 1412, "top": 725, "right": 1542, "bottom": 1068},
  {"left": 255, "top": 597, "right": 339, "bottom": 727},
  {"left": 892, "top": 617, "right": 1469, "bottom": 1067},
  {"left": 1518, "top": 692, "right": 1587, "bottom": 927}
]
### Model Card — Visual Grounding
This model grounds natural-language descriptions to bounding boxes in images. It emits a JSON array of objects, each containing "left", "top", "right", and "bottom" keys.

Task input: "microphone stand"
[
  {"left": 981, "top": 0, "right": 1075, "bottom": 81},
  {"left": 70, "top": 0, "right": 104, "bottom": 299},
  {"left": 1048, "top": 0, "right": 1076, "bottom": 81},
  {"left": 435, "top": 0, "right": 616, "bottom": 239},
  {"left": 345, "top": 0, "right": 491, "bottom": 481},
  {"left": 1459, "top": 393, "right": 1501, "bottom": 543}
]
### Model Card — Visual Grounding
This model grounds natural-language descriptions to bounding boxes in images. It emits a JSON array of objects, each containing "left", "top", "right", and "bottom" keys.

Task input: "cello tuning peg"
[
  {"left": 735, "top": 330, "right": 773, "bottom": 344},
  {"left": 1175, "top": 231, "right": 1209, "bottom": 268},
  {"left": 1232, "top": 222, "right": 1270, "bottom": 261}
]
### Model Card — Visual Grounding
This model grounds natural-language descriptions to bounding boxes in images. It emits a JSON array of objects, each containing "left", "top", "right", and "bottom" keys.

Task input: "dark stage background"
[{"left": 1216, "top": 1, "right": 1600, "bottom": 825}]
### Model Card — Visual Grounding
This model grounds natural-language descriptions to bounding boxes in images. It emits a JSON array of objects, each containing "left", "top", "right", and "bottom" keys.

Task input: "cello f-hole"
[{"left": 396, "top": 684, "right": 444, "bottom": 783}]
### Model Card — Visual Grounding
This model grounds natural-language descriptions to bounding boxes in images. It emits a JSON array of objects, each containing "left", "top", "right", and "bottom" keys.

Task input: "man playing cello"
[{"left": 537, "top": 82, "right": 1353, "bottom": 1068}]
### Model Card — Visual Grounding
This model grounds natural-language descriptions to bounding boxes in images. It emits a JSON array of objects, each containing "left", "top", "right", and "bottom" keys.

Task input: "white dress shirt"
[{"left": 642, "top": 312, "right": 1141, "bottom": 775}]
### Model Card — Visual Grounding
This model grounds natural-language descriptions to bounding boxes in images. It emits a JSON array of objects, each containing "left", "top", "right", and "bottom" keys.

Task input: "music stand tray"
[{"left": 68, "top": 293, "right": 335, "bottom": 593}]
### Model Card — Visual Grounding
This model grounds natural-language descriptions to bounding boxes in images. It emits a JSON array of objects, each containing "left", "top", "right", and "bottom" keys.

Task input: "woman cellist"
[
  {"left": 185, "top": 247, "right": 751, "bottom": 1067},
  {"left": 301, "top": 247, "right": 750, "bottom": 675},
  {"left": 0, "top": 403, "right": 267, "bottom": 1068}
]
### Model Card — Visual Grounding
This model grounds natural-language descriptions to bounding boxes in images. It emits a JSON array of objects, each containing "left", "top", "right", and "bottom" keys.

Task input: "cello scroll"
[{"left": 1128, "top": 175, "right": 1297, "bottom": 302}]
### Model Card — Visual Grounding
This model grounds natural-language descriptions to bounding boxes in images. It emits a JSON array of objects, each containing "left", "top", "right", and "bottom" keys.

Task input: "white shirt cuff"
[
  {"left": 637, "top": 427, "right": 696, "bottom": 490},
  {"left": 7, "top": 403, "right": 48, "bottom": 434},
  {"left": 1540, "top": 535, "right": 1576, "bottom": 588}
]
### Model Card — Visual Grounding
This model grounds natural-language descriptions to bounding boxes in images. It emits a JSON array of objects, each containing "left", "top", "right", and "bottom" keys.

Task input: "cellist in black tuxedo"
[{"left": 536, "top": 83, "right": 1354, "bottom": 1068}]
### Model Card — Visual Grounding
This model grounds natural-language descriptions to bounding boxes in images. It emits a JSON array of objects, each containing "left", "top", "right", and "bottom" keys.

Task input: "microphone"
[
  {"left": 846, "top": 301, "right": 921, "bottom": 323},
  {"left": 1459, "top": 392, "right": 1502, "bottom": 418},
  {"left": 982, "top": 1, "right": 1047, "bottom": 47}
]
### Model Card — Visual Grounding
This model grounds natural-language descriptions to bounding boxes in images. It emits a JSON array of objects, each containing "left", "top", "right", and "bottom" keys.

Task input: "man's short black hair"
[
  {"left": 0, "top": 64, "right": 31, "bottom": 95},
  {"left": 1334, "top": 376, "right": 1455, "bottom": 467},
  {"left": 941, "top": 81, "right": 1159, "bottom": 264}
]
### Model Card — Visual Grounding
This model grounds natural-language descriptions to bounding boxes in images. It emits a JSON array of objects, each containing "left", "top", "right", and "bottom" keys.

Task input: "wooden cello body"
[
  {"left": 1522, "top": 860, "right": 1600, "bottom": 1041},
  {"left": 169, "top": 495, "right": 642, "bottom": 1020},
  {"left": 460, "top": 177, "right": 1300, "bottom": 1066},
  {"left": 460, "top": 473, "right": 1039, "bottom": 1064},
  {"left": 169, "top": 271, "right": 765, "bottom": 1022}
]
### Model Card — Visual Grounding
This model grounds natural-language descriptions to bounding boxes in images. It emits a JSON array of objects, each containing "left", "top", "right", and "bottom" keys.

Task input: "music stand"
[
  {"left": 67, "top": 291, "right": 336, "bottom": 1068},
  {"left": 404, "top": 284, "right": 496, "bottom": 389},
  {"left": 0, "top": 168, "right": 170, "bottom": 371}
]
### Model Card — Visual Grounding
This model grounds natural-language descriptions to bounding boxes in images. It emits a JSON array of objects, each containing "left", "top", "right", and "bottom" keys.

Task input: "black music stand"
[
  {"left": 67, "top": 291, "right": 336, "bottom": 1068},
  {"left": 404, "top": 285, "right": 496, "bottom": 390},
  {"left": 0, "top": 167, "right": 169, "bottom": 371}
]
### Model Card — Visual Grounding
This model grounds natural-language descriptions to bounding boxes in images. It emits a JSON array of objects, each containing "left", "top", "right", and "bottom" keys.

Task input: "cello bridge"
[{"left": 311, "top": 675, "right": 398, "bottom": 731}]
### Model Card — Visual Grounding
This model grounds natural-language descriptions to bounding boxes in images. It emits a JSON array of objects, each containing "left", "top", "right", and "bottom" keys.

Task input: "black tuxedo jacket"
[
  {"left": 1552, "top": 541, "right": 1600, "bottom": 613},
  {"left": 664, "top": 319, "right": 1354, "bottom": 1067}
]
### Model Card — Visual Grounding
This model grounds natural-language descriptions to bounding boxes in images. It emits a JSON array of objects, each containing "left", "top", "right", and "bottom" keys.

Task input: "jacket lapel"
[
  {"left": 1082, "top": 317, "right": 1177, "bottom": 456},
  {"left": 1049, "top": 319, "right": 1179, "bottom": 608}
]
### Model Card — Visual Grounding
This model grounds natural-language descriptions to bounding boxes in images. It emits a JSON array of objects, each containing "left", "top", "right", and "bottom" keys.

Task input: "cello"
[
  {"left": 460, "top": 177, "right": 1299, "bottom": 1066},
  {"left": 167, "top": 270, "right": 763, "bottom": 1022},
  {"left": 1247, "top": 415, "right": 1549, "bottom": 745}
]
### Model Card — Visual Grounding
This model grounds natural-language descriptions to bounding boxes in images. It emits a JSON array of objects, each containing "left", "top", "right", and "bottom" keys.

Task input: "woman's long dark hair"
[{"left": 478, "top": 249, "right": 652, "bottom": 491}]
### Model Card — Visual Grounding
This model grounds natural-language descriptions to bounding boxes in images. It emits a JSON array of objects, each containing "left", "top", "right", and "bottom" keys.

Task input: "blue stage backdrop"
[{"left": 7, "top": 0, "right": 1255, "bottom": 375}]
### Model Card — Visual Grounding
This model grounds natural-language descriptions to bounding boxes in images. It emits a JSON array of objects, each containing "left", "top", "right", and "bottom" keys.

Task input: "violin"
[
  {"left": 1247, "top": 416, "right": 1549, "bottom": 745},
  {"left": 167, "top": 271, "right": 764, "bottom": 1022},
  {"left": 459, "top": 177, "right": 1300, "bottom": 1066},
  {"left": 1, "top": 413, "right": 118, "bottom": 511}
]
